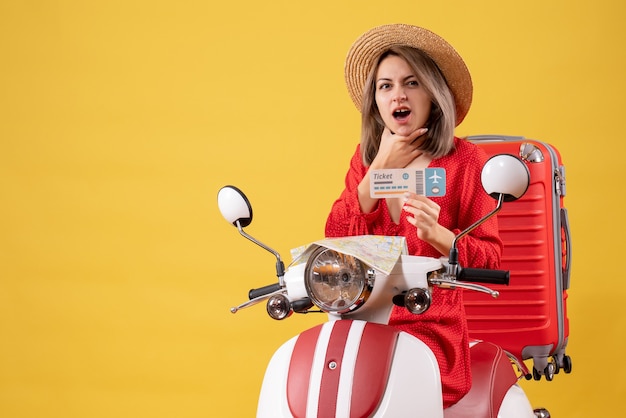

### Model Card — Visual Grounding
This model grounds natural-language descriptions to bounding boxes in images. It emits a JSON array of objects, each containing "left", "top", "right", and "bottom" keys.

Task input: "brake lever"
[
  {"left": 230, "top": 289, "right": 286, "bottom": 314},
  {"left": 429, "top": 276, "right": 500, "bottom": 298}
]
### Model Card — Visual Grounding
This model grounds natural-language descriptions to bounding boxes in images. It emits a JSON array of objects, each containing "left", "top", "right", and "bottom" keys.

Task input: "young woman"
[{"left": 325, "top": 24, "right": 503, "bottom": 407}]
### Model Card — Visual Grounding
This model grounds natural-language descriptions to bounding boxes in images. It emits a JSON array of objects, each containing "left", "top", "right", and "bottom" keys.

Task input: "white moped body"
[{"left": 257, "top": 254, "right": 534, "bottom": 418}]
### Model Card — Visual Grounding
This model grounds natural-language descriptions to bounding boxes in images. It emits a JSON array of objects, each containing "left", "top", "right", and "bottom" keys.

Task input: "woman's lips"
[{"left": 393, "top": 109, "right": 411, "bottom": 123}]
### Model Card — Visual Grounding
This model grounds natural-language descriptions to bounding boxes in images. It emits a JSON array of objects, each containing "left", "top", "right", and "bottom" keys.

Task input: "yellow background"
[{"left": 1, "top": 0, "right": 624, "bottom": 417}]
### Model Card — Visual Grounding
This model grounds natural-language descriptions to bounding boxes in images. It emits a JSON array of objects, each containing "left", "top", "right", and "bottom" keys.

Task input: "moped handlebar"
[
  {"left": 249, "top": 283, "right": 282, "bottom": 300},
  {"left": 458, "top": 268, "right": 510, "bottom": 286}
]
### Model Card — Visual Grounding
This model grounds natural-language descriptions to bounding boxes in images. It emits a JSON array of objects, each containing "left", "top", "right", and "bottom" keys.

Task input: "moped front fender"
[{"left": 257, "top": 320, "right": 444, "bottom": 418}]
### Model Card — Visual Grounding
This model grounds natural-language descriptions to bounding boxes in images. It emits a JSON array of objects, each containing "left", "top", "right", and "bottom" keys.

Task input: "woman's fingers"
[{"left": 402, "top": 193, "right": 440, "bottom": 231}]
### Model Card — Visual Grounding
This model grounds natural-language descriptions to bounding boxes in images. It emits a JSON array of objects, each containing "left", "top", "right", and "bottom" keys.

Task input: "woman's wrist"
[{"left": 420, "top": 224, "right": 454, "bottom": 257}]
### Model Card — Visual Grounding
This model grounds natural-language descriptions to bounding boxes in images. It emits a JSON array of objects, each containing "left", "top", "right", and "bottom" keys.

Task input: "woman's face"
[{"left": 374, "top": 54, "right": 431, "bottom": 137}]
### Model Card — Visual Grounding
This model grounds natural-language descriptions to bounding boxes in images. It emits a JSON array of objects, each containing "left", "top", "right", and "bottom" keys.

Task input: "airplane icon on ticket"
[{"left": 429, "top": 170, "right": 442, "bottom": 184}]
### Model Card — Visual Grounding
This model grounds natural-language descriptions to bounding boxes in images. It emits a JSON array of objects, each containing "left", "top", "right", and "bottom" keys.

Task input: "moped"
[{"left": 218, "top": 154, "right": 551, "bottom": 417}]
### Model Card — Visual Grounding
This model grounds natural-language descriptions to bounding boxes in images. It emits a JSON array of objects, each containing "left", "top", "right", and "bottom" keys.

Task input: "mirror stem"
[
  {"left": 236, "top": 220, "right": 285, "bottom": 286},
  {"left": 448, "top": 193, "right": 504, "bottom": 275}
]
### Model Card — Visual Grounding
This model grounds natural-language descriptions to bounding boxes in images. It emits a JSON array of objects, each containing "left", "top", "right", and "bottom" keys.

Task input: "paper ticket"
[{"left": 370, "top": 168, "right": 446, "bottom": 198}]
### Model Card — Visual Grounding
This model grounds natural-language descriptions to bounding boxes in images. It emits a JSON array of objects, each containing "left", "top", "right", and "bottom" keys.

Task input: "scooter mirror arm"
[
  {"left": 236, "top": 220, "right": 286, "bottom": 286},
  {"left": 447, "top": 193, "right": 504, "bottom": 277}
]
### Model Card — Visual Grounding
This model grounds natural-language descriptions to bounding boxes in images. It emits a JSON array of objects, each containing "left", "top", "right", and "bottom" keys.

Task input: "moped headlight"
[{"left": 304, "top": 246, "right": 373, "bottom": 314}]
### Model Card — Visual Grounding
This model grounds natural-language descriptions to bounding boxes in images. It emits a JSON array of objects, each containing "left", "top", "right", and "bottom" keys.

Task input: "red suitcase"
[{"left": 465, "top": 135, "right": 572, "bottom": 380}]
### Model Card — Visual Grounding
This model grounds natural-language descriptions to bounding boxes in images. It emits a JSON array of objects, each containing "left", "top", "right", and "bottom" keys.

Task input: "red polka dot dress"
[{"left": 325, "top": 137, "right": 503, "bottom": 407}]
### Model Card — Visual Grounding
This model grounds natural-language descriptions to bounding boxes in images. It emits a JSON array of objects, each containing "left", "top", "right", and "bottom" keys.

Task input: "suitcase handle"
[
  {"left": 561, "top": 208, "right": 572, "bottom": 290},
  {"left": 458, "top": 268, "right": 510, "bottom": 285},
  {"left": 466, "top": 134, "right": 526, "bottom": 142}
]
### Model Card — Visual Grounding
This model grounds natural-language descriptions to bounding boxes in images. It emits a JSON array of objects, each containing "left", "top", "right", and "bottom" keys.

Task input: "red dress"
[{"left": 325, "top": 137, "right": 503, "bottom": 407}]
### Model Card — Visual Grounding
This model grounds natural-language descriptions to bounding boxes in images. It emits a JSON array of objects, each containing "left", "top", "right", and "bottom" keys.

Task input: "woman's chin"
[{"left": 393, "top": 126, "right": 415, "bottom": 137}]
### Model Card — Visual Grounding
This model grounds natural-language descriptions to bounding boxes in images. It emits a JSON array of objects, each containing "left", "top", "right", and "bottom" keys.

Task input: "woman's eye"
[
  {"left": 378, "top": 83, "right": 391, "bottom": 90},
  {"left": 407, "top": 80, "right": 419, "bottom": 86}
]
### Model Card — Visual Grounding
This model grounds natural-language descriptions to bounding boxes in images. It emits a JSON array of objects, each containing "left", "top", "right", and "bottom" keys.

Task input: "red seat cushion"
[{"left": 444, "top": 342, "right": 518, "bottom": 418}]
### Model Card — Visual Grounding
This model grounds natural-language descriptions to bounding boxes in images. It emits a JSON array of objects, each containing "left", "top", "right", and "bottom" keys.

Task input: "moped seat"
[{"left": 444, "top": 341, "right": 518, "bottom": 418}]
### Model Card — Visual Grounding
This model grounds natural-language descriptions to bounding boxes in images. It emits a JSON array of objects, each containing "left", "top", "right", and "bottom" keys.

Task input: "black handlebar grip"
[
  {"left": 458, "top": 268, "right": 510, "bottom": 285},
  {"left": 248, "top": 283, "right": 281, "bottom": 300}
]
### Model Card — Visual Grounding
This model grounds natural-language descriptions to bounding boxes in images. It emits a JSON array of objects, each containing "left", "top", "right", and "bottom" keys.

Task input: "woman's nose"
[{"left": 392, "top": 87, "right": 407, "bottom": 102}]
